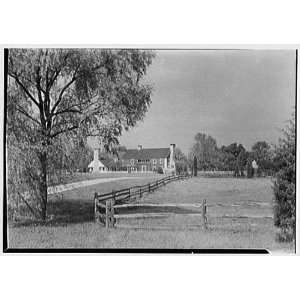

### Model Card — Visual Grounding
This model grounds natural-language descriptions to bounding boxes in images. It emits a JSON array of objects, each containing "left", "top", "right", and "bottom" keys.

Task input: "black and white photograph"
[{"left": 2, "top": 48, "right": 297, "bottom": 253}]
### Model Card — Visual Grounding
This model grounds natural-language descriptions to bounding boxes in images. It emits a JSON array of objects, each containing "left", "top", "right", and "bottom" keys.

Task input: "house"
[
  {"left": 88, "top": 148, "right": 108, "bottom": 172},
  {"left": 88, "top": 142, "right": 176, "bottom": 174},
  {"left": 121, "top": 144, "right": 176, "bottom": 173}
]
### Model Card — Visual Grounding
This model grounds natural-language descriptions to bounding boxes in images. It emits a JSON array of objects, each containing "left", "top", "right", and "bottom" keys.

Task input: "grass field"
[
  {"left": 50, "top": 171, "right": 163, "bottom": 186},
  {"left": 8, "top": 176, "right": 295, "bottom": 253}
]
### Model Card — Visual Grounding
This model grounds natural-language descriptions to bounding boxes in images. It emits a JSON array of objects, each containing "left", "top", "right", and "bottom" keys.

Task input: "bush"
[
  {"left": 176, "top": 161, "right": 188, "bottom": 174},
  {"left": 273, "top": 111, "right": 295, "bottom": 242},
  {"left": 157, "top": 167, "right": 164, "bottom": 174}
]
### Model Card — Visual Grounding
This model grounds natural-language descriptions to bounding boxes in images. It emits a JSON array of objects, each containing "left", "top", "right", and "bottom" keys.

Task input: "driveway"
[{"left": 48, "top": 177, "right": 140, "bottom": 194}]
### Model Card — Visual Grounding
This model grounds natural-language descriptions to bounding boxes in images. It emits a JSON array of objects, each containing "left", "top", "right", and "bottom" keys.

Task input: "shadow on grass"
[
  {"left": 10, "top": 200, "right": 201, "bottom": 228},
  {"left": 115, "top": 205, "right": 198, "bottom": 215},
  {"left": 10, "top": 199, "right": 95, "bottom": 227}
]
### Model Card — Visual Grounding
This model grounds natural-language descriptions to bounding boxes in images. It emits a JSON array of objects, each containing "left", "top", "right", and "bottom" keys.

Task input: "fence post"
[
  {"left": 202, "top": 199, "right": 208, "bottom": 230},
  {"left": 94, "top": 192, "right": 99, "bottom": 223},
  {"left": 140, "top": 187, "right": 142, "bottom": 198},
  {"left": 110, "top": 191, "right": 116, "bottom": 227},
  {"left": 110, "top": 198, "right": 115, "bottom": 227},
  {"left": 105, "top": 200, "right": 109, "bottom": 229},
  {"left": 148, "top": 183, "right": 151, "bottom": 193}
]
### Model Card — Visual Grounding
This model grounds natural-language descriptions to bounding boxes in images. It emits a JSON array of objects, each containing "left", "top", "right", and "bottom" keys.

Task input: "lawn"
[
  {"left": 50, "top": 171, "right": 162, "bottom": 186},
  {"left": 7, "top": 176, "right": 295, "bottom": 253},
  {"left": 50, "top": 173, "right": 164, "bottom": 201}
]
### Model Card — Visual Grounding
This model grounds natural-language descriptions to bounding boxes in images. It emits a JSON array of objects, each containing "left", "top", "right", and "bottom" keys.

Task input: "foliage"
[
  {"left": 273, "top": 110, "right": 295, "bottom": 242},
  {"left": 252, "top": 141, "right": 274, "bottom": 176},
  {"left": 7, "top": 134, "right": 42, "bottom": 220},
  {"left": 188, "top": 132, "right": 249, "bottom": 176},
  {"left": 7, "top": 48, "right": 155, "bottom": 220},
  {"left": 189, "top": 133, "right": 219, "bottom": 170},
  {"left": 220, "top": 143, "right": 247, "bottom": 176},
  {"left": 193, "top": 156, "right": 197, "bottom": 176},
  {"left": 157, "top": 166, "right": 164, "bottom": 174},
  {"left": 174, "top": 147, "right": 188, "bottom": 174},
  {"left": 246, "top": 158, "right": 254, "bottom": 178}
]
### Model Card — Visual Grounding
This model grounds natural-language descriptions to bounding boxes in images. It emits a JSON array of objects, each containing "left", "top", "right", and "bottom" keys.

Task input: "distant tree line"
[{"left": 188, "top": 132, "right": 276, "bottom": 177}]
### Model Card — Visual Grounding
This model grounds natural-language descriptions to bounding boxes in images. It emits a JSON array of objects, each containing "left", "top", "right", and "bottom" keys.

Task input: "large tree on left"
[{"left": 7, "top": 48, "right": 154, "bottom": 220}]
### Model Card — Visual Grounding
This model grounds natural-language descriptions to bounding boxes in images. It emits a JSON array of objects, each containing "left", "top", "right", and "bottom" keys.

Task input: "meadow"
[
  {"left": 50, "top": 171, "right": 162, "bottom": 186},
  {"left": 8, "top": 175, "right": 295, "bottom": 253}
]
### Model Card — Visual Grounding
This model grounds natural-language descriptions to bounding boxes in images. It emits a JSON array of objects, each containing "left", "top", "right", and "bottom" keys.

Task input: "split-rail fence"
[
  {"left": 94, "top": 173, "right": 270, "bottom": 230},
  {"left": 93, "top": 174, "right": 209, "bottom": 228}
]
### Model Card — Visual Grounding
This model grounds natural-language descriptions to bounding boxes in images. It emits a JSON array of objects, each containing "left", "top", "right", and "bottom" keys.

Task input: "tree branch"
[
  {"left": 15, "top": 105, "right": 41, "bottom": 125},
  {"left": 47, "top": 52, "right": 72, "bottom": 92},
  {"left": 53, "top": 108, "right": 82, "bottom": 116},
  {"left": 48, "top": 68, "right": 61, "bottom": 90},
  {"left": 50, "top": 65, "right": 80, "bottom": 116},
  {"left": 50, "top": 125, "right": 79, "bottom": 138},
  {"left": 8, "top": 73, "right": 40, "bottom": 108}
]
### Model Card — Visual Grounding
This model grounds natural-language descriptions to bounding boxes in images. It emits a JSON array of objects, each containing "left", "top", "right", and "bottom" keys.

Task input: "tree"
[
  {"left": 189, "top": 133, "right": 218, "bottom": 170},
  {"left": 174, "top": 147, "right": 188, "bottom": 174},
  {"left": 251, "top": 141, "right": 273, "bottom": 176},
  {"left": 220, "top": 143, "right": 247, "bottom": 176},
  {"left": 7, "top": 49, "right": 155, "bottom": 220},
  {"left": 112, "top": 145, "right": 127, "bottom": 160},
  {"left": 68, "top": 137, "right": 93, "bottom": 173},
  {"left": 273, "top": 110, "right": 295, "bottom": 242},
  {"left": 237, "top": 145, "right": 247, "bottom": 177},
  {"left": 246, "top": 157, "right": 254, "bottom": 178},
  {"left": 193, "top": 156, "right": 197, "bottom": 176}
]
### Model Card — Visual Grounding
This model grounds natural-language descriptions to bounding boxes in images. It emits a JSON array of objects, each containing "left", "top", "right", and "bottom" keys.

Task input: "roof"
[
  {"left": 100, "top": 158, "right": 117, "bottom": 168},
  {"left": 122, "top": 148, "right": 170, "bottom": 160},
  {"left": 88, "top": 159, "right": 107, "bottom": 169}
]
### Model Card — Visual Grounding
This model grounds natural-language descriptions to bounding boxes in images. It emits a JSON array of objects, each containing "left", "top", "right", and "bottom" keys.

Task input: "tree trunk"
[
  {"left": 193, "top": 156, "right": 197, "bottom": 177},
  {"left": 39, "top": 150, "right": 48, "bottom": 221}
]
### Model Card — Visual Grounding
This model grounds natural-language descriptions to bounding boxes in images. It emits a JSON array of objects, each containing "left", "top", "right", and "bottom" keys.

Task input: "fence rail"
[
  {"left": 95, "top": 199, "right": 208, "bottom": 229},
  {"left": 94, "top": 173, "right": 193, "bottom": 227},
  {"left": 95, "top": 186, "right": 269, "bottom": 230},
  {"left": 94, "top": 174, "right": 267, "bottom": 230}
]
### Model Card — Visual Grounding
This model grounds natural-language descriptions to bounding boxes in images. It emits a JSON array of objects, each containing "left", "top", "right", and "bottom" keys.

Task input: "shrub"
[
  {"left": 273, "top": 110, "right": 295, "bottom": 242},
  {"left": 157, "top": 167, "right": 164, "bottom": 174},
  {"left": 176, "top": 161, "right": 188, "bottom": 174}
]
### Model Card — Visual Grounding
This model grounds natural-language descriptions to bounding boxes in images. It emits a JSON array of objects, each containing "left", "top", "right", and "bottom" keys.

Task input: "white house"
[{"left": 88, "top": 148, "right": 108, "bottom": 173}]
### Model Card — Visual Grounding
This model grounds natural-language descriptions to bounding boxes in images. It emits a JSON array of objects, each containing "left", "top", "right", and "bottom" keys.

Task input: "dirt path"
[{"left": 47, "top": 176, "right": 141, "bottom": 195}]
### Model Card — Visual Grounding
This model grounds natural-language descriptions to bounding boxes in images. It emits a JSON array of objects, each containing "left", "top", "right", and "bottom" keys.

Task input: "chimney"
[
  {"left": 138, "top": 145, "right": 142, "bottom": 151},
  {"left": 93, "top": 148, "right": 99, "bottom": 161},
  {"left": 170, "top": 144, "right": 175, "bottom": 168}
]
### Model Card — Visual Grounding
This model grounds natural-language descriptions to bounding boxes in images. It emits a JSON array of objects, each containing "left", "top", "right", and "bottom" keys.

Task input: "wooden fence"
[
  {"left": 94, "top": 173, "right": 269, "bottom": 230},
  {"left": 94, "top": 173, "right": 193, "bottom": 228}
]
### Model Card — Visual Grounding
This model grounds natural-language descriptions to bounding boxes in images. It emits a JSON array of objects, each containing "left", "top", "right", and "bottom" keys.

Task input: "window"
[
  {"left": 130, "top": 159, "right": 135, "bottom": 165},
  {"left": 160, "top": 158, "right": 164, "bottom": 164},
  {"left": 153, "top": 159, "right": 157, "bottom": 164}
]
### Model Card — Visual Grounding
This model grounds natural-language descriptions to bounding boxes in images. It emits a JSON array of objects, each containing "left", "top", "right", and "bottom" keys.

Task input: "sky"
[{"left": 119, "top": 50, "right": 296, "bottom": 154}]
